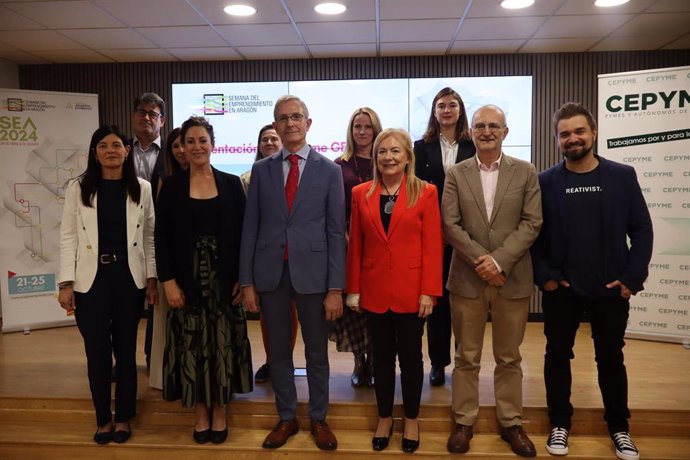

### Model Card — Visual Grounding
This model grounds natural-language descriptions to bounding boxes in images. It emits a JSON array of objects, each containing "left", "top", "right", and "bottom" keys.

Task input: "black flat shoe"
[
  {"left": 193, "top": 428, "right": 211, "bottom": 444},
  {"left": 210, "top": 427, "right": 228, "bottom": 444},
  {"left": 372, "top": 426, "right": 393, "bottom": 451},
  {"left": 93, "top": 427, "right": 113, "bottom": 445},
  {"left": 112, "top": 423, "right": 131, "bottom": 444},
  {"left": 402, "top": 437, "right": 420, "bottom": 453}
]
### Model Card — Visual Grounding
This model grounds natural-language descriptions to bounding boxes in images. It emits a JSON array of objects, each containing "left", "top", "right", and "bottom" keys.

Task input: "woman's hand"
[
  {"left": 58, "top": 286, "right": 76, "bottom": 313},
  {"left": 163, "top": 279, "right": 185, "bottom": 308},
  {"left": 418, "top": 294, "right": 434, "bottom": 318},
  {"left": 345, "top": 293, "right": 361, "bottom": 313},
  {"left": 146, "top": 278, "right": 158, "bottom": 305}
]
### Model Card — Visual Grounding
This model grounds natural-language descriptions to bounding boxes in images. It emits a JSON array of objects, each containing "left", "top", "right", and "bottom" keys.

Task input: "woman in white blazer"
[{"left": 58, "top": 125, "right": 157, "bottom": 445}]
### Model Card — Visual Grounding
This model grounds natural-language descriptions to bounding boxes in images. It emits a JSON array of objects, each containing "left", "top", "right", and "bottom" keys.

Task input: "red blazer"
[{"left": 347, "top": 178, "right": 443, "bottom": 314}]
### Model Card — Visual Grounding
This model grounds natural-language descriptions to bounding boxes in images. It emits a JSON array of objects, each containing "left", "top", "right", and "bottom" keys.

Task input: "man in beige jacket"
[{"left": 442, "top": 104, "right": 542, "bottom": 457}]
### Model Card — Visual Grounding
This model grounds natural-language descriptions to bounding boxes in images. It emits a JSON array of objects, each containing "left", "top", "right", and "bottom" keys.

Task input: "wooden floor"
[
  {"left": 1, "top": 320, "right": 690, "bottom": 459},
  {"left": 1, "top": 319, "right": 688, "bottom": 410}
]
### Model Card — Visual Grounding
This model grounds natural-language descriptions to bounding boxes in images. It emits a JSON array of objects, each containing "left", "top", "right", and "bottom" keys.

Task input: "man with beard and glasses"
[{"left": 531, "top": 102, "right": 653, "bottom": 460}]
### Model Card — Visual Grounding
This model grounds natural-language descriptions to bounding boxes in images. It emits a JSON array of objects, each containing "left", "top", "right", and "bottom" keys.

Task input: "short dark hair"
[
  {"left": 552, "top": 102, "right": 596, "bottom": 137},
  {"left": 134, "top": 92, "right": 166, "bottom": 117},
  {"left": 180, "top": 116, "right": 215, "bottom": 146}
]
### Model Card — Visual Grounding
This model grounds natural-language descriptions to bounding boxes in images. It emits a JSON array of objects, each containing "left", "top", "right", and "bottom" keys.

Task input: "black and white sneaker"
[
  {"left": 612, "top": 432, "right": 640, "bottom": 460},
  {"left": 545, "top": 427, "right": 569, "bottom": 456}
]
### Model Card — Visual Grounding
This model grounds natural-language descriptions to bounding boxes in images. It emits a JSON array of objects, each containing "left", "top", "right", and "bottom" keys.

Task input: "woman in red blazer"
[{"left": 346, "top": 128, "right": 443, "bottom": 453}]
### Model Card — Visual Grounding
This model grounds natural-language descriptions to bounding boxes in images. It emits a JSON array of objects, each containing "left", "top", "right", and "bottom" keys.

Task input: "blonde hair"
[
  {"left": 367, "top": 128, "right": 425, "bottom": 208},
  {"left": 340, "top": 107, "right": 383, "bottom": 162}
]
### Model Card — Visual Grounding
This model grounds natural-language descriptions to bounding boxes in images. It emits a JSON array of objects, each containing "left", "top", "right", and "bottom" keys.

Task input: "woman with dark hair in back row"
[{"left": 58, "top": 125, "right": 158, "bottom": 444}]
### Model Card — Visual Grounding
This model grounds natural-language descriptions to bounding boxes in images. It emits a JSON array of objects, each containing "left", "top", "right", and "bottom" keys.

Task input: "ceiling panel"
[
  {"left": 166, "top": 47, "right": 241, "bottom": 61},
  {"left": 611, "top": 12, "right": 690, "bottom": 36},
  {"left": 0, "top": 5, "right": 45, "bottom": 30},
  {"left": 520, "top": 37, "right": 600, "bottom": 53},
  {"left": 591, "top": 35, "right": 675, "bottom": 51},
  {"left": 4, "top": 0, "right": 124, "bottom": 28},
  {"left": 30, "top": 48, "right": 112, "bottom": 63},
  {"left": 60, "top": 28, "right": 157, "bottom": 49},
  {"left": 309, "top": 43, "right": 376, "bottom": 58},
  {"left": 215, "top": 23, "right": 302, "bottom": 47},
  {"left": 99, "top": 48, "right": 175, "bottom": 62},
  {"left": 534, "top": 14, "right": 633, "bottom": 39},
  {"left": 0, "top": 30, "right": 83, "bottom": 50},
  {"left": 380, "top": 41, "right": 449, "bottom": 56},
  {"left": 457, "top": 17, "right": 546, "bottom": 40},
  {"left": 661, "top": 34, "right": 690, "bottom": 49},
  {"left": 0, "top": 44, "right": 48, "bottom": 63},
  {"left": 646, "top": 0, "right": 690, "bottom": 12},
  {"left": 95, "top": 0, "right": 206, "bottom": 27},
  {"left": 555, "top": 0, "right": 655, "bottom": 15},
  {"left": 300, "top": 21, "right": 375, "bottom": 44},
  {"left": 468, "top": 0, "right": 561, "bottom": 17},
  {"left": 287, "top": 0, "right": 375, "bottom": 22},
  {"left": 380, "top": 0, "right": 469, "bottom": 20},
  {"left": 235, "top": 44, "right": 309, "bottom": 60},
  {"left": 381, "top": 19, "right": 458, "bottom": 42},
  {"left": 451, "top": 39, "right": 524, "bottom": 54},
  {"left": 135, "top": 26, "right": 228, "bottom": 48}
]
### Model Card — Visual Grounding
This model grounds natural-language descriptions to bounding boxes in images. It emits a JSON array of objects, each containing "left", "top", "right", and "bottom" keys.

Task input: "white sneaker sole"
[
  {"left": 546, "top": 444, "right": 568, "bottom": 456},
  {"left": 615, "top": 450, "right": 640, "bottom": 460}
]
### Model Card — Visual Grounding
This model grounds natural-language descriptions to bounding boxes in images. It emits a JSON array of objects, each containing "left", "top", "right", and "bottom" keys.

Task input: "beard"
[{"left": 561, "top": 141, "right": 593, "bottom": 162}]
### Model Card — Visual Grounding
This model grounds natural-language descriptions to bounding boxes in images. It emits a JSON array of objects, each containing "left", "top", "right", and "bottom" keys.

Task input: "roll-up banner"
[
  {"left": 598, "top": 66, "right": 690, "bottom": 345},
  {"left": 0, "top": 89, "right": 98, "bottom": 333}
]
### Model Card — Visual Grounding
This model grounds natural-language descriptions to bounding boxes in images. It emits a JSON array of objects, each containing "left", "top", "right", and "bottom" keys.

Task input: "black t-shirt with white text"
[{"left": 563, "top": 165, "right": 613, "bottom": 299}]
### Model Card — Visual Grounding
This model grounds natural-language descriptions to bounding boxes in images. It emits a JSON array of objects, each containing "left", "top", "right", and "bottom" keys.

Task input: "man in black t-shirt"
[{"left": 531, "top": 103, "right": 653, "bottom": 460}]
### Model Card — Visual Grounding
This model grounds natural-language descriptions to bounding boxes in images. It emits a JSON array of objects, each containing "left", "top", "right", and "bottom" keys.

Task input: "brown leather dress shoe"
[
  {"left": 262, "top": 419, "right": 299, "bottom": 449},
  {"left": 311, "top": 420, "right": 338, "bottom": 451},
  {"left": 500, "top": 425, "right": 536, "bottom": 457},
  {"left": 447, "top": 423, "right": 473, "bottom": 453}
]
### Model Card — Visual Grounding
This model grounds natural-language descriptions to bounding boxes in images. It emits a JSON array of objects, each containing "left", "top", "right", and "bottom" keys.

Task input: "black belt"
[{"left": 99, "top": 253, "right": 125, "bottom": 264}]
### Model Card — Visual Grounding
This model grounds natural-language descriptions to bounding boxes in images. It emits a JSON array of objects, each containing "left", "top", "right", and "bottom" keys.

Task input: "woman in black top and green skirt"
[{"left": 155, "top": 116, "right": 252, "bottom": 444}]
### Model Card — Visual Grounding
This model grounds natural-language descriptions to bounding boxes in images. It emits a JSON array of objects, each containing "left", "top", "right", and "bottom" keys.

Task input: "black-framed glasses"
[
  {"left": 472, "top": 123, "right": 503, "bottom": 132},
  {"left": 275, "top": 113, "right": 306, "bottom": 123},
  {"left": 134, "top": 109, "right": 162, "bottom": 120}
]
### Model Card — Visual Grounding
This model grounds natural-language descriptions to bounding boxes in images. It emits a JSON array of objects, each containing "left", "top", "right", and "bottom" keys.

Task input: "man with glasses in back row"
[
  {"left": 442, "top": 104, "right": 542, "bottom": 457},
  {"left": 240, "top": 95, "right": 345, "bottom": 451},
  {"left": 131, "top": 92, "right": 166, "bottom": 371}
]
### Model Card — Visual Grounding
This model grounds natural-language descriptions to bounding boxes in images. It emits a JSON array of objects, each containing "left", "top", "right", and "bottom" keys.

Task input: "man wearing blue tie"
[{"left": 240, "top": 95, "right": 346, "bottom": 451}]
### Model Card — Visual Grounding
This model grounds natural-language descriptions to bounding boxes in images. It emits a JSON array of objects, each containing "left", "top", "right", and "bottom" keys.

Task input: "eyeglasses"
[
  {"left": 472, "top": 123, "right": 504, "bottom": 132},
  {"left": 134, "top": 109, "right": 162, "bottom": 120},
  {"left": 275, "top": 113, "right": 306, "bottom": 123}
]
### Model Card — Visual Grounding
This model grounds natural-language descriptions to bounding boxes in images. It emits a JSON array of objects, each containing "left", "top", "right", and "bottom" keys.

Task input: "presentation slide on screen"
[{"left": 172, "top": 76, "right": 532, "bottom": 176}]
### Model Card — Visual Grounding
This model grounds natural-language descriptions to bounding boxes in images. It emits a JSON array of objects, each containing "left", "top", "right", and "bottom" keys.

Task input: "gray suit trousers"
[{"left": 260, "top": 262, "right": 330, "bottom": 422}]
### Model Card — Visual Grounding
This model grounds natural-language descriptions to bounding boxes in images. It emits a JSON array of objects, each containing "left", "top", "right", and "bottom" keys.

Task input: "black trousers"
[
  {"left": 75, "top": 261, "right": 144, "bottom": 427},
  {"left": 426, "top": 245, "right": 452, "bottom": 368},
  {"left": 367, "top": 310, "right": 425, "bottom": 419},
  {"left": 542, "top": 286, "right": 631, "bottom": 434}
]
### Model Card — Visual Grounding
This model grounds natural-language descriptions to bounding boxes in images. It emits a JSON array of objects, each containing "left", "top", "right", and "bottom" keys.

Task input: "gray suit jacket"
[
  {"left": 239, "top": 147, "right": 346, "bottom": 294},
  {"left": 441, "top": 154, "right": 542, "bottom": 299}
]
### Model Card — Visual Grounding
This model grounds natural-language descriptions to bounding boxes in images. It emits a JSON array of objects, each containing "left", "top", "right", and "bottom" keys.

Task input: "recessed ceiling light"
[
  {"left": 594, "top": 0, "right": 630, "bottom": 6},
  {"left": 314, "top": 2, "right": 347, "bottom": 15},
  {"left": 224, "top": 4, "right": 257, "bottom": 16},
  {"left": 500, "top": 0, "right": 535, "bottom": 9}
]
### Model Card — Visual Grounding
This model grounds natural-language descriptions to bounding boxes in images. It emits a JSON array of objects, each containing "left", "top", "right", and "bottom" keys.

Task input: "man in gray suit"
[
  {"left": 442, "top": 105, "right": 542, "bottom": 457},
  {"left": 240, "top": 95, "right": 345, "bottom": 451}
]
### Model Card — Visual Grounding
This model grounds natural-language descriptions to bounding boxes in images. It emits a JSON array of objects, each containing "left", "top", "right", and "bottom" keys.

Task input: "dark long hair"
[
  {"left": 79, "top": 125, "right": 140, "bottom": 207},
  {"left": 162, "top": 127, "right": 183, "bottom": 178},
  {"left": 422, "top": 87, "right": 471, "bottom": 143}
]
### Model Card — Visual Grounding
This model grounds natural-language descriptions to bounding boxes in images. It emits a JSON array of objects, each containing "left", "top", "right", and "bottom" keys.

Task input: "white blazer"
[{"left": 59, "top": 178, "right": 156, "bottom": 292}]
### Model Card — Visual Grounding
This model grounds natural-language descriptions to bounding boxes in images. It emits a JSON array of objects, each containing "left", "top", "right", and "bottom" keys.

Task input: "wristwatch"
[{"left": 58, "top": 281, "right": 74, "bottom": 290}]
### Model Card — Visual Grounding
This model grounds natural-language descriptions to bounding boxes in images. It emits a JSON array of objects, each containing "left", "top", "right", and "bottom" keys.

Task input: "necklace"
[
  {"left": 382, "top": 180, "right": 402, "bottom": 215},
  {"left": 352, "top": 153, "right": 372, "bottom": 183}
]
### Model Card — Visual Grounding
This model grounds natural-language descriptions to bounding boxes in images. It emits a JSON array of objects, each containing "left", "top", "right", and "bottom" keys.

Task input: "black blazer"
[
  {"left": 413, "top": 138, "right": 476, "bottom": 205},
  {"left": 155, "top": 167, "right": 246, "bottom": 306}
]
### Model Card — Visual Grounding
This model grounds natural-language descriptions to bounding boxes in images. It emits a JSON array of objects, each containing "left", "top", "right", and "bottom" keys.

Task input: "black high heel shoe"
[
  {"left": 372, "top": 425, "right": 393, "bottom": 451},
  {"left": 193, "top": 428, "right": 211, "bottom": 444},
  {"left": 112, "top": 422, "right": 131, "bottom": 444},
  {"left": 210, "top": 427, "right": 228, "bottom": 444},
  {"left": 93, "top": 425, "right": 113, "bottom": 445},
  {"left": 402, "top": 420, "right": 419, "bottom": 453}
]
